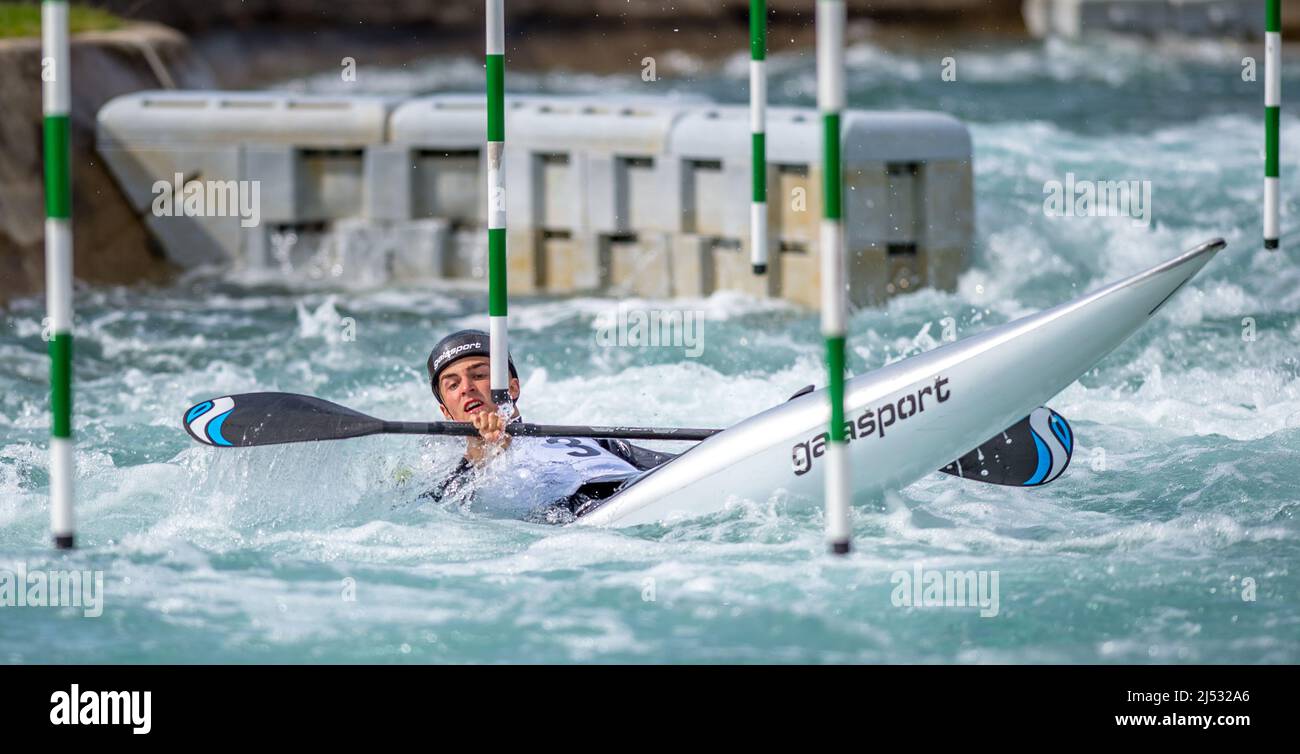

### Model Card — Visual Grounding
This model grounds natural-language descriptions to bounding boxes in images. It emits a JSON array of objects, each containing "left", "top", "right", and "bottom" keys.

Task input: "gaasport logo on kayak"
[
  {"left": 791, "top": 376, "right": 950, "bottom": 476},
  {"left": 890, "top": 564, "right": 1000, "bottom": 618},
  {"left": 49, "top": 684, "right": 151, "bottom": 735},
  {"left": 0, "top": 562, "right": 103, "bottom": 618},
  {"left": 151, "top": 172, "right": 262, "bottom": 228}
]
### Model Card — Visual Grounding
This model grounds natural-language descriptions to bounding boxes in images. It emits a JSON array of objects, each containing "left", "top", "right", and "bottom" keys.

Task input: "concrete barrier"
[
  {"left": 97, "top": 90, "right": 974, "bottom": 307},
  {"left": 97, "top": 91, "right": 394, "bottom": 269}
]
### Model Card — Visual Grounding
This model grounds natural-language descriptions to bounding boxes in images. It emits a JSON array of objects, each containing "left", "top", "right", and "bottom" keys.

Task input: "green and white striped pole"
[
  {"left": 486, "top": 0, "right": 510, "bottom": 406},
  {"left": 817, "top": 0, "right": 850, "bottom": 555},
  {"left": 1265, "top": 0, "right": 1281, "bottom": 250},
  {"left": 750, "top": 0, "right": 768, "bottom": 274},
  {"left": 43, "top": 0, "right": 75, "bottom": 549}
]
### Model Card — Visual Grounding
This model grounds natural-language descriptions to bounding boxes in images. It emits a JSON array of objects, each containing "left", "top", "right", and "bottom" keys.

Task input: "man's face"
[{"left": 436, "top": 356, "right": 519, "bottom": 421}]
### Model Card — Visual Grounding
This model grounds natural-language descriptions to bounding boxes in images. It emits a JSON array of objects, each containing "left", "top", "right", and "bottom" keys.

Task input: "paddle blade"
[
  {"left": 940, "top": 407, "right": 1073, "bottom": 487},
  {"left": 182, "top": 393, "right": 384, "bottom": 447}
]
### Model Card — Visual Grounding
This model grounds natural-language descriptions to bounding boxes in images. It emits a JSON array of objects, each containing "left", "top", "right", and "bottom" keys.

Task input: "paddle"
[
  {"left": 182, "top": 392, "right": 1074, "bottom": 488},
  {"left": 939, "top": 407, "right": 1074, "bottom": 487},
  {"left": 182, "top": 392, "right": 720, "bottom": 448}
]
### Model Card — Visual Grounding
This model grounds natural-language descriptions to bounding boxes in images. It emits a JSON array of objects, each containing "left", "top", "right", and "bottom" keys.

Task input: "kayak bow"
[{"left": 576, "top": 239, "right": 1225, "bottom": 526}]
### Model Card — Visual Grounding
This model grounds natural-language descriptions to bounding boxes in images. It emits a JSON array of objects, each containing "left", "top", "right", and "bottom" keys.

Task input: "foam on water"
[{"left": 2, "top": 36, "right": 1298, "bottom": 663}]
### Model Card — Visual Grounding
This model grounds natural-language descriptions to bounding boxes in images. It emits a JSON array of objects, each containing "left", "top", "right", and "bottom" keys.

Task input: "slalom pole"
[
  {"left": 817, "top": 0, "right": 850, "bottom": 555},
  {"left": 486, "top": 0, "right": 511, "bottom": 405},
  {"left": 750, "top": 0, "right": 769, "bottom": 274},
  {"left": 43, "top": 0, "right": 76, "bottom": 549},
  {"left": 1265, "top": 0, "right": 1281, "bottom": 250}
]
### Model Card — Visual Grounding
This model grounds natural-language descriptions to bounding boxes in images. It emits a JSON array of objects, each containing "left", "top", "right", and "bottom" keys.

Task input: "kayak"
[{"left": 575, "top": 239, "right": 1225, "bottom": 527}]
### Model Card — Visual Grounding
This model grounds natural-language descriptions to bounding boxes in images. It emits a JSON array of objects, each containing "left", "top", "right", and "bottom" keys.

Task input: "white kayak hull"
[{"left": 576, "top": 239, "right": 1225, "bottom": 528}]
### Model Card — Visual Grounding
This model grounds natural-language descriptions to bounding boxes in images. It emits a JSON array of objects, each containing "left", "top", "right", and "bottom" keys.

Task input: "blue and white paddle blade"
[
  {"left": 940, "top": 407, "right": 1073, "bottom": 487},
  {"left": 182, "top": 392, "right": 385, "bottom": 448},
  {"left": 1024, "top": 406, "right": 1073, "bottom": 486},
  {"left": 184, "top": 396, "right": 237, "bottom": 447}
]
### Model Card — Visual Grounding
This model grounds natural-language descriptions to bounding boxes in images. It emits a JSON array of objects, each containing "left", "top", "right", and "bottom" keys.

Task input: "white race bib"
[
  {"left": 463, "top": 436, "right": 640, "bottom": 516},
  {"left": 517, "top": 437, "right": 639, "bottom": 495}
]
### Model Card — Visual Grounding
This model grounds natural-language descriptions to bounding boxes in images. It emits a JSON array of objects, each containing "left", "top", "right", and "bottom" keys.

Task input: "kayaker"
[{"left": 422, "top": 329, "right": 675, "bottom": 515}]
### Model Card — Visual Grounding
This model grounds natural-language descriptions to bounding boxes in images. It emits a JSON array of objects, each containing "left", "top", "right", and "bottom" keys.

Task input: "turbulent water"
[{"left": 3, "top": 35, "right": 1298, "bottom": 663}]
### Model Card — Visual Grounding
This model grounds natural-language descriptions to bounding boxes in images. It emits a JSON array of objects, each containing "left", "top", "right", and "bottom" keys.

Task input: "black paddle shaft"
[{"left": 383, "top": 421, "right": 719, "bottom": 441}]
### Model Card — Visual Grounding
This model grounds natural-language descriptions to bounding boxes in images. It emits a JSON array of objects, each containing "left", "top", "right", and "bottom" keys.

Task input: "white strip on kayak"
[{"left": 576, "top": 238, "right": 1225, "bottom": 527}]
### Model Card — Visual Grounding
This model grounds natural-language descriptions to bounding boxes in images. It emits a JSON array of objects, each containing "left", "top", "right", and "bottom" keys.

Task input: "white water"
[{"left": 1, "top": 35, "right": 1297, "bottom": 662}]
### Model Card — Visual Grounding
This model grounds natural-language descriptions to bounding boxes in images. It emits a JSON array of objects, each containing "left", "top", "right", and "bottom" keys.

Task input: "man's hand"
[{"left": 470, "top": 410, "right": 512, "bottom": 450}]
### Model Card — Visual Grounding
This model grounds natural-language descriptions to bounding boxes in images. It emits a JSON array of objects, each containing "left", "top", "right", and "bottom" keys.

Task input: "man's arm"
[{"left": 421, "top": 457, "right": 474, "bottom": 502}]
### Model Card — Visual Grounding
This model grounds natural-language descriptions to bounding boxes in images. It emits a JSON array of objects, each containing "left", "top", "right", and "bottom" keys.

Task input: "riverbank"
[
  {"left": 87, "top": 0, "right": 1026, "bottom": 35},
  {"left": 0, "top": 21, "right": 216, "bottom": 306},
  {"left": 0, "top": 1, "right": 1283, "bottom": 305}
]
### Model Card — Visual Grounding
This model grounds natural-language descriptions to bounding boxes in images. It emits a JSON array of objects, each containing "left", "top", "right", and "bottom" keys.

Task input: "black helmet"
[{"left": 427, "top": 329, "right": 518, "bottom": 404}]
